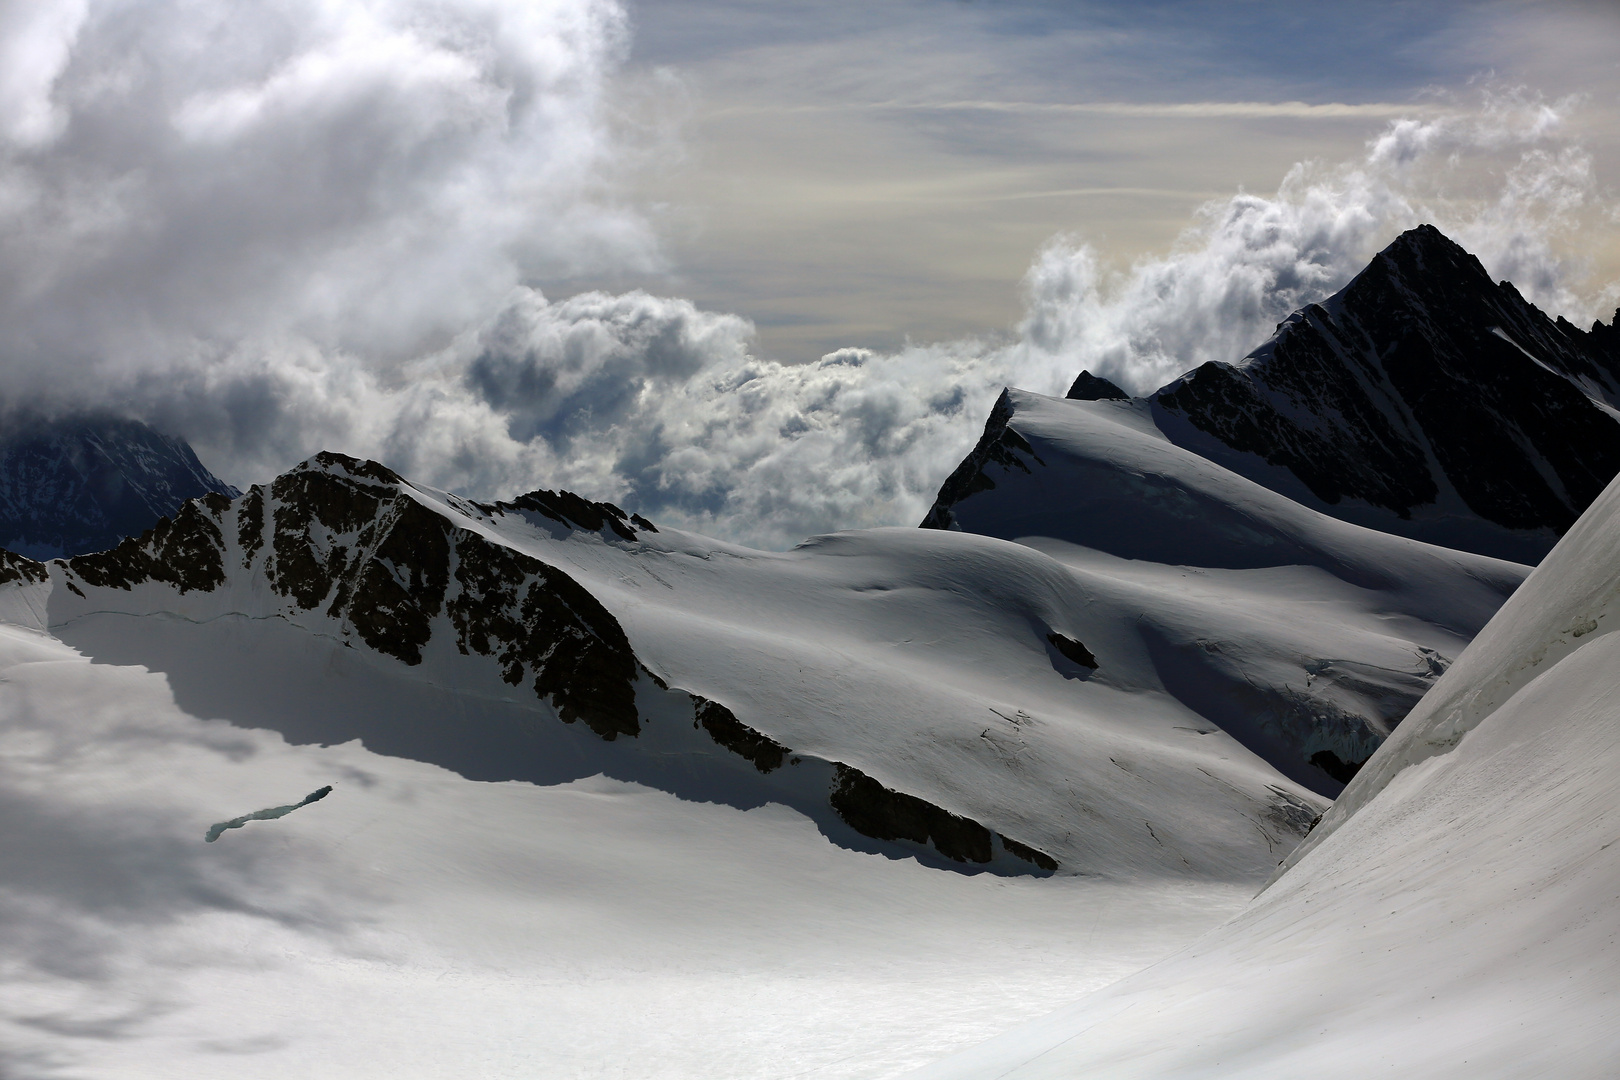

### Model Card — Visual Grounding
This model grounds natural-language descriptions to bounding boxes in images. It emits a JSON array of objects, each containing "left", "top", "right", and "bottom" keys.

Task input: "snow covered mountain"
[
  {"left": 932, "top": 226, "right": 1620, "bottom": 564},
  {"left": 0, "top": 414, "right": 238, "bottom": 559},
  {"left": 9, "top": 449, "right": 1354, "bottom": 882},
  {"left": 0, "top": 449, "right": 1411, "bottom": 1078},
  {"left": 902, "top": 467, "right": 1620, "bottom": 1080},
  {"left": 1156, "top": 225, "right": 1620, "bottom": 561},
  {"left": 918, "top": 387, "right": 1525, "bottom": 792},
  {"left": 2, "top": 224, "right": 1599, "bottom": 1077}
]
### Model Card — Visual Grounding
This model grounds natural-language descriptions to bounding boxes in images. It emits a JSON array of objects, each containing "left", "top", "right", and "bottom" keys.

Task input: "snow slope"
[
  {"left": 0, "top": 435, "right": 1537, "bottom": 1076},
  {"left": 903, "top": 470, "right": 1620, "bottom": 1080},
  {"left": 922, "top": 387, "right": 1526, "bottom": 790},
  {"left": 0, "top": 618, "right": 1254, "bottom": 1080},
  {"left": 39, "top": 453, "right": 1329, "bottom": 879}
]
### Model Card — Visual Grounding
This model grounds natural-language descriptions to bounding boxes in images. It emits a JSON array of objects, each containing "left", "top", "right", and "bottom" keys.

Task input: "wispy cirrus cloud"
[{"left": 707, "top": 100, "right": 1455, "bottom": 120}]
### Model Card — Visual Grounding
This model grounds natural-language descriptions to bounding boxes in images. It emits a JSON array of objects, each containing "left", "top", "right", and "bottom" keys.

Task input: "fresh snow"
[
  {"left": 0, "top": 389, "right": 1559, "bottom": 1078},
  {"left": 901, "top": 470, "right": 1620, "bottom": 1079},
  {"left": 925, "top": 389, "right": 1527, "bottom": 792},
  {"left": 0, "top": 620, "right": 1250, "bottom": 1079}
]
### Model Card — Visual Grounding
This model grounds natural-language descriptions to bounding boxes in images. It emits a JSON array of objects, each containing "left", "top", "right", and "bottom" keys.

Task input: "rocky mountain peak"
[
  {"left": 1066, "top": 371, "right": 1130, "bottom": 401},
  {"left": 1150, "top": 224, "right": 1620, "bottom": 560},
  {"left": 0, "top": 413, "right": 239, "bottom": 559}
]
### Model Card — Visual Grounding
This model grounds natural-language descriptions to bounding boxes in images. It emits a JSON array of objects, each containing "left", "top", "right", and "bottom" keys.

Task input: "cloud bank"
[
  {"left": 2, "top": 12, "right": 1614, "bottom": 554},
  {"left": 0, "top": 0, "right": 653, "bottom": 384},
  {"left": 177, "top": 91, "right": 1605, "bottom": 550}
]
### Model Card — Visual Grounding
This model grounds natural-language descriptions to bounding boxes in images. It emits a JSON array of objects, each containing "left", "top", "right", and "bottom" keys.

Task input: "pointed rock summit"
[
  {"left": 1151, "top": 224, "right": 1620, "bottom": 560},
  {"left": 1065, "top": 371, "right": 1129, "bottom": 401},
  {"left": 0, "top": 414, "right": 238, "bottom": 558}
]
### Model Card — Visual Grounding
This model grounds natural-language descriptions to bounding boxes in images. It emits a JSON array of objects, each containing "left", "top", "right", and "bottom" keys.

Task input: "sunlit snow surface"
[
  {"left": 0, "top": 622, "right": 1248, "bottom": 1078},
  {"left": 0, "top": 389, "right": 1550, "bottom": 1077},
  {"left": 905, "top": 472, "right": 1620, "bottom": 1080}
]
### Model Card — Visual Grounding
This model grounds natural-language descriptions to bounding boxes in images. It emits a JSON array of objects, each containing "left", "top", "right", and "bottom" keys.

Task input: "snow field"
[
  {"left": 0, "top": 622, "right": 1250, "bottom": 1079},
  {"left": 903, "top": 471, "right": 1620, "bottom": 1079}
]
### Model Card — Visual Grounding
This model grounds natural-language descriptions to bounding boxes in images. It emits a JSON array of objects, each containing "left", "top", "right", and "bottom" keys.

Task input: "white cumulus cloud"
[
  {"left": 0, "top": 0, "right": 655, "bottom": 394},
  {"left": 2, "top": 27, "right": 1613, "bottom": 555}
]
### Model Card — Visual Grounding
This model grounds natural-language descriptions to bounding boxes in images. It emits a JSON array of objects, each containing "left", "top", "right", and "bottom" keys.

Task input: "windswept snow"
[
  {"left": 903, "top": 471, "right": 1620, "bottom": 1080},
  {"left": 0, "top": 622, "right": 1249, "bottom": 1079},
  {"left": 0, "top": 414, "right": 1545, "bottom": 1076},
  {"left": 923, "top": 388, "right": 1526, "bottom": 791},
  {"left": 1281, "top": 448, "right": 1620, "bottom": 874}
]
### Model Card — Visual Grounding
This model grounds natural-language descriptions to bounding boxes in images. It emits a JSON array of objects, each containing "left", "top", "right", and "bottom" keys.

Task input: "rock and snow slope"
[
  {"left": 932, "top": 226, "right": 1620, "bottom": 565},
  {"left": 904, "top": 470, "right": 1620, "bottom": 1080},
  {"left": 0, "top": 437, "right": 1527, "bottom": 1075},
  {"left": 30, "top": 450, "right": 1335, "bottom": 880},
  {"left": 0, "top": 451, "right": 1360, "bottom": 1078},
  {"left": 921, "top": 387, "right": 1526, "bottom": 791},
  {"left": 0, "top": 615, "right": 1255, "bottom": 1080}
]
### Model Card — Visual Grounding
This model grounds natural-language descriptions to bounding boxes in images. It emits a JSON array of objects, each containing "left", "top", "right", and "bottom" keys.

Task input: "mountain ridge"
[
  {"left": 1150, "top": 224, "right": 1620, "bottom": 561},
  {"left": 5, "top": 446, "right": 1357, "bottom": 880},
  {"left": 0, "top": 413, "right": 238, "bottom": 559},
  {"left": 929, "top": 226, "right": 1620, "bottom": 563},
  {"left": 17, "top": 450, "right": 1071, "bottom": 873}
]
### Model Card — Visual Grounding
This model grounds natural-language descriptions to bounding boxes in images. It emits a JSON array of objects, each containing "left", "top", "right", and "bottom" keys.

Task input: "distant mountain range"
[{"left": 0, "top": 415, "right": 238, "bottom": 559}]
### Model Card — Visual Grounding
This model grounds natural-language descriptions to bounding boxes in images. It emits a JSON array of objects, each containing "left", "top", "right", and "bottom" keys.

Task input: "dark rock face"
[
  {"left": 64, "top": 451, "right": 646, "bottom": 741},
  {"left": 71, "top": 492, "right": 233, "bottom": 595},
  {"left": 921, "top": 390, "right": 1044, "bottom": 530},
  {"left": 1153, "top": 225, "right": 1620, "bottom": 560},
  {"left": 998, "top": 833, "right": 1059, "bottom": 872},
  {"left": 1309, "top": 750, "right": 1365, "bottom": 785},
  {"left": 830, "top": 763, "right": 996, "bottom": 864},
  {"left": 1066, "top": 371, "right": 1129, "bottom": 401},
  {"left": 0, "top": 415, "right": 238, "bottom": 559},
  {"left": 498, "top": 488, "right": 645, "bottom": 542},
  {"left": 0, "top": 549, "right": 46, "bottom": 585},
  {"left": 694, "top": 697, "right": 789, "bottom": 774},
  {"left": 1046, "top": 632, "right": 1098, "bottom": 669}
]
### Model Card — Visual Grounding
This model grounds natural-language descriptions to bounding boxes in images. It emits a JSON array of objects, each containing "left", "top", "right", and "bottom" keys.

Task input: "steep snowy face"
[
  {"left": 14, "top": 450, "right": 1345, "bottom": 881},
  {"left": 0, "top": 415, "right": 238, "bottom": 559},
  {"left": 1280, "top": 465, "right": 1620, "bottom": 877},
  {"left": 1152, "top": 224, "right": 1620, "bottom": 562},
  {"left": 903, "top": 471, "right": 1620, "bottom": 1080},
  {"left": 920, "top": 388, "right": 1526, "bottom": 791}
]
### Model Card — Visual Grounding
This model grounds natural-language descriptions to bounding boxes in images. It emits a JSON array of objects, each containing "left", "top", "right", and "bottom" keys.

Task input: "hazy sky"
[
  {"left": 2, "top": 0, "right": 1618, "bottom": 545},
  {"left": 581, "top": 0, "right": 1620, "bottom": 360}
]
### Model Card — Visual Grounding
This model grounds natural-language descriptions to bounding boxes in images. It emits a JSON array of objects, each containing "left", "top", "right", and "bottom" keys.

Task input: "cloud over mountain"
[
  {"left": 1, "top": 8, "right": 1613, "bottom": 554},
  {"left": 353, "top": 91, "right": 1609, "bottom": 550}
]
